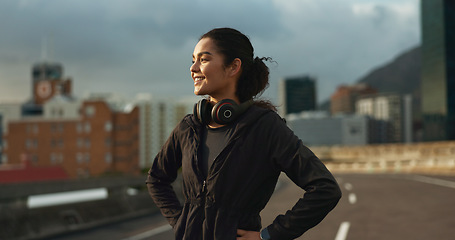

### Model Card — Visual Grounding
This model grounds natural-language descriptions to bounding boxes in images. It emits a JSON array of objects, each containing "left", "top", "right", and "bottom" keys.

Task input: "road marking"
[
  {"left": 335, "top": 221, "right": 350, "bottom": 240},
  {"left": 348, "top": 193, "right": 357, "bottom": 204},
  {"left": 122, "top": 224, "right": 172, "bottom": 240},
  {"left": 409, "top": 175, "right": 455, "bottom": 189},
  {"left": 344, "top": 183, "right": 353, "bottom": 191}
]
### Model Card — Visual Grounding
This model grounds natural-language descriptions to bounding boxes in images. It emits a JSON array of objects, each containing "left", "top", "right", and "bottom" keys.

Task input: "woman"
[{"left": 146, "top": 28, "right": 341, "bottom": 240}]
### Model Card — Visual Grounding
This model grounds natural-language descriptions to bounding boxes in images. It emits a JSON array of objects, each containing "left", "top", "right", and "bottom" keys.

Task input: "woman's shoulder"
[{"left": 242, "top": 106, "right": 287, "bottom": 129}]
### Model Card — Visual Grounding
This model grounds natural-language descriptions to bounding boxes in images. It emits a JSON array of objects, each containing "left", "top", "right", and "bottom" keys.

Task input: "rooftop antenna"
[
  {"left": 41, "top": 36, "right": 48, "bottom": 62},
  {"left": 41, "top": 34, "right": 54, "bottom": 63}
]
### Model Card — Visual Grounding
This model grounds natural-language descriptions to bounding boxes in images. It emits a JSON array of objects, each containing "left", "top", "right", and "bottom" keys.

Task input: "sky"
[{"left": 0, "top": 0, "right": 420, "bottom": 105}]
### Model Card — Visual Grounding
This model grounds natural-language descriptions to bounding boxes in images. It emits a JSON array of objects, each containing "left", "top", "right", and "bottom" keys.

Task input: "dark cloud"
[{"left": 0, "top": 0, "right": 419, "bottom": 104}]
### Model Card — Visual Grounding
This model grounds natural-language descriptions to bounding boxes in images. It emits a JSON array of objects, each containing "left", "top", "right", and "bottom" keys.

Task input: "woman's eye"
[{"left": 200, "top": 58, "right": 208, "bottom": 62}]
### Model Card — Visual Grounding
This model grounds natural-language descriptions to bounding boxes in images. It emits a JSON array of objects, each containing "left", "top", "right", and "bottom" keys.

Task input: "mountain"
[
  {"left": 319, "top": 45, "right": 421, "bottom": 110},
  {"left": 357, "top": 46, "right": 421, "bottom": 95}
]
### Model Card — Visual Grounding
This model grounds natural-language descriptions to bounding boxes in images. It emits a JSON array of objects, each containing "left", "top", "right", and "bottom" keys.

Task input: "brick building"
[
  {"left": 1, "top": 61, "right": 140, "bottom": 179},
  {"left": 330, "top": 83, "right": 377, "bottom": 115},
  {"left": 3, "top": 99, "right": 139, "bottom": 178}
]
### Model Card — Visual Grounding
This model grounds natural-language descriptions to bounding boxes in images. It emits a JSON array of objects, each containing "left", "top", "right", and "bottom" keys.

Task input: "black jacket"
[{"left": 146, "top": 106, "right": 341, "bottom": 240}]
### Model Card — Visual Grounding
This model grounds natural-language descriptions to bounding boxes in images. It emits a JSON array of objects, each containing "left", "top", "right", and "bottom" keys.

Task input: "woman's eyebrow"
[{"left": 193, "top": 51, "right": 213, "bottom": 58}]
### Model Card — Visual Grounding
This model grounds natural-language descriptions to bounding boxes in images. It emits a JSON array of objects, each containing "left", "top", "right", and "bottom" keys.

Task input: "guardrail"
[{"left": 312, "top": 141, "right": 455, "bottom": 175}]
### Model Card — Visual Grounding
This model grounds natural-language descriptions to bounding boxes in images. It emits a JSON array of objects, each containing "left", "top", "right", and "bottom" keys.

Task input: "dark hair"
[{"left": 200, "top": 28, "right": 276, "bottom": 111}]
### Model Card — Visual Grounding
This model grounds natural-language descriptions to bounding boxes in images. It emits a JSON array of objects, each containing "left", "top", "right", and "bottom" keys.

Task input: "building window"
[
  {"left": 77, "top": 138, "right": 84, "bottom": 148},
  {"left": 76, "top": 152, "right": 84, "bottom": 163},
  {"left": 85, "top": 106, "right": 95, "bottom": 117},
  {"left": 85, "top": 153, "right": 90, "bottom": 162},
  {"left": 105, "top": 153, "right": 112, "bottom": 163},
  {"left": 52, "top": 139, "right": 63, "bottom": 148},
  {"left": 2, "top": 154, "right": 7, "bottom": 164},
  {"left": 27, "top": 124, "right": 39, "bottom": 134},
  {"left": 105, "top": 138, "right": 111, "bottom": 147},
  {"left": 26, "top": 139, "right": 38, "bottom": 149},
  {"left": 50, "top": 153, "right": 56, "bottom": 163},
  {"left": 51, "top": 123, "right": 64, "bottom": 133},
  {"left": 85, "top": 138, "right": 91, "bottom": 148},
  {"left": 84, "top": 122, "right": 91, "bottom": 133},
  {"left": 76, "top": 123, "right": 83, "bottom": 133},
  {"left": 104, "top": 121, "right": 112, "bottom": 132}
]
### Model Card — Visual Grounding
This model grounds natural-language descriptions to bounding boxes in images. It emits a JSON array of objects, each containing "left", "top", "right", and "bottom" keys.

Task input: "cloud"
[{"left": 0, "top": 0, "right": 419, "bottom": 105}]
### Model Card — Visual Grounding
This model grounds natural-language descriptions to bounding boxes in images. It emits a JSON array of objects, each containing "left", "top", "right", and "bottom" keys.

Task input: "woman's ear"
[{"left": 228, "top": 58, "right": 242, "bottom": 77}]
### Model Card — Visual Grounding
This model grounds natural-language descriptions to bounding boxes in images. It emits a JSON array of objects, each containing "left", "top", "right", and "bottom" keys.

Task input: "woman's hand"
[{"left": 236, "top": 229, "right": 261, "bottom": 240}]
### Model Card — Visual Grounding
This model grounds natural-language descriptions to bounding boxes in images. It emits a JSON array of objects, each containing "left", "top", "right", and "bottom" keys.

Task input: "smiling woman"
[{"left": 146, "top": 28, "right": 341, "bottom": 240}]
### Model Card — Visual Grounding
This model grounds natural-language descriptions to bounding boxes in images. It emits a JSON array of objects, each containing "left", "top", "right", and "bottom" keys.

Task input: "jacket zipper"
[{"left": 202, "top": 180, "right": 207, "bottom": 194}]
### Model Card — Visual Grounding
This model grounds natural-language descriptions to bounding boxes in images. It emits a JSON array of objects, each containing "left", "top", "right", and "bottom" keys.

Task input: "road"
[{"left": 51, "top": 173, "right": 455, "bottom": 240}]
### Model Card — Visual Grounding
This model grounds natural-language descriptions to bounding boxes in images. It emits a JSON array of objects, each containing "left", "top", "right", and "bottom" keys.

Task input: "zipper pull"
[{"left": 202, "top": 180, "right": 207, "bottom": 193}]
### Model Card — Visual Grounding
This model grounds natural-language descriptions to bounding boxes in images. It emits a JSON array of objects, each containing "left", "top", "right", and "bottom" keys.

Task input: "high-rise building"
[
  {"left": 356, "top": 93, "right": 409, "bottom": 143},
  {"left": 279, "top": 75, "right": 316, "bottom": 116},
  {"left": 421, "top": 0, "right": 455, "bottom": 141},
  {"left": 136, "top": 94, "right": 194, "bottom": 169}
]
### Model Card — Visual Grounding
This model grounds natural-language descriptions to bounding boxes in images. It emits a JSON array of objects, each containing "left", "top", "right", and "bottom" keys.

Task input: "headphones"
[{"left": 194, "top": 99, "right": 253, "bottom": 125}]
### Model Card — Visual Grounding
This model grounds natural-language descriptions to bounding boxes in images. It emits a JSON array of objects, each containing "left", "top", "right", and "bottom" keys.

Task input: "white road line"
[
  {"left": 409, "top": 175, "right": 455, "bottom": 189},
  {"left": 348, "top": 193, "right": 357, "bottom": 204},
  {"left": 335, "top": 221, "right": 350, "bottom": 240},
  {"left": 344, "top": 183, "right": 353, "bottom": 191},
  {"left": 122, "top": 224, "right": 172, "bottom": 240}
]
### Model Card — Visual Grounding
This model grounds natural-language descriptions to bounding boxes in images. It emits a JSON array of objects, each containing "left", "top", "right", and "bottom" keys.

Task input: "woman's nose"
[{"left": 190, "top": 62, "right": 199, "bottom": 72}]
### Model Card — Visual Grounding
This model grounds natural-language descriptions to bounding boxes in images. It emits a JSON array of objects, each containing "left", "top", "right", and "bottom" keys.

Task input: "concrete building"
[
  {"left": 356, "top": 93, "right": 408, "bottom": 143},
  {"left": 136, "top": 94, "right": 195, "bottom": 169},
  {"left": 279, "top": 75, "right": 316, "bottom": 116},
  {"left": 0, "top": 102, "right": 22, "bottom": 163},
  {"left": 420, "top": 0, "right": 455, "bottom": 141},
  {"left": 287, "top": 111, "right": 369, "bottom": 146}
]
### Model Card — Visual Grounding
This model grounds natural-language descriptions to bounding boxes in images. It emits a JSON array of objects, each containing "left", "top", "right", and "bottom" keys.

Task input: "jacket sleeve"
[
  {"left": 145, "top": 124, "right": 183, "bottom": 227},
  {"left": 265, "top": 114, "right": 342, "bottom": 239}
]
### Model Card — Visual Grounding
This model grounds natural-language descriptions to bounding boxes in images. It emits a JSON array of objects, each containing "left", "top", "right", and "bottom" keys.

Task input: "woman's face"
[{"left": 190, "top": 38, "right": 237, "bottom": 101}]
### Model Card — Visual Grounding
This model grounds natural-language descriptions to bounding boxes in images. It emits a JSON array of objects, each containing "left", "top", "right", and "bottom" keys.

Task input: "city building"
[
  {"left": 1, "top": 61, "right": 143, "bottom": 178},
  {"left": 0, "top": 102, "right": 22, "bottom": 163},
  {"left": 356, "top": 93, "right": 410, "bottom": 143},
  {"left": 3, "top": 97, "right": 140, "bottom": 178},
  {"left": 287, "top": 111, "right": 370, "bottom": 146},
  {"left": 279, "top": 75, "right": 316, "bottom": 116},
  {"left": 330, "top": 83, "right": 377, "bottom": 115},
  {"left": 22, "top": 62, "right": 73, "bottom": 116},
  {"left": 420, "top": 0, "right": 455, "bottom": 141},
  {"left": 136, "top": 94, "right": 195, "bottom": 169}
]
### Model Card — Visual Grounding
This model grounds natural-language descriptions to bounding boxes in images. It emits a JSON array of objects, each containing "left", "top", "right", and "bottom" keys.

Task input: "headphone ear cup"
[
  {"left": 212, "top": 99, "right": 238, "bottom": 125},
  {"left": 194, "top": 99, "right": 212, "bottom": 125}
]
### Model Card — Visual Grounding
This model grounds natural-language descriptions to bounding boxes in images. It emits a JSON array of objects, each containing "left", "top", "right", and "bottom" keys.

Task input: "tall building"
[
  {"left": 279, "top": 75, "right": 316, "bottom": 116},
  {"left": 421, "top": 0, "right": 455, "bottom": 141},
  {"left": 356, "top": 93, "right": 409, "bottom": 143},
  {"left": 330, "top": 83, "right": 377, "bottom": 115},
  {"left": 136, "top": 94, "right": 194, "bottom": 169}
]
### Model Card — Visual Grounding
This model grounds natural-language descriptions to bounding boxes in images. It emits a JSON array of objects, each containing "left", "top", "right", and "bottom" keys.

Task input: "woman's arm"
[
  {"left": 265, "top": 115, "right": 342, "bottom": 239},
  {"left": 146, "top": 128, "right": 183, "bottom": 227}
]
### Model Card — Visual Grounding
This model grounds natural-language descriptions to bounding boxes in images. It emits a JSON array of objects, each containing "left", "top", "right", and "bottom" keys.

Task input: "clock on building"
[{"left": 36, "top": 80, "right": 52, "bottom": 99}]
